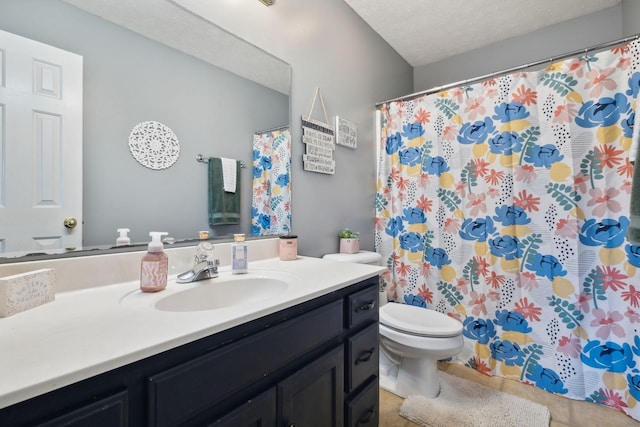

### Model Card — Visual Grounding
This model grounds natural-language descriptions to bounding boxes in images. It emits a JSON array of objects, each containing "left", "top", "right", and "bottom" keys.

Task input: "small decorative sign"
[
  {"left": 335, "top": 116, "right": 357, "bottom": 149},
  {"left": 0, "top": 268, "right": 55, "bottom": 317},
  {"left": 302, "top": 117, "right": 335, "bottom": 174},
  {"left": 302, "top": 88, "right": 335, "bottom": 175}
]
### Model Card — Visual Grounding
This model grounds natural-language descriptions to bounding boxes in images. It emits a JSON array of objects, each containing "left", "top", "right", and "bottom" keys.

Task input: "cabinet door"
[
  {"left": 278, "top": 346, "right": 344, "bottom": 427},
  {"left": 208, "top": 388, "right": 276, "bottom": 427},
  {"left": 36, "top": 390, "right": 128, "bottom": 427}
]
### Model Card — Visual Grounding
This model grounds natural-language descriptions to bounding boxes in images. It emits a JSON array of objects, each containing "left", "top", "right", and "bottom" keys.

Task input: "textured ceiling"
[{"left": 344, "top": 0, "right": 622, "bottom": 67}]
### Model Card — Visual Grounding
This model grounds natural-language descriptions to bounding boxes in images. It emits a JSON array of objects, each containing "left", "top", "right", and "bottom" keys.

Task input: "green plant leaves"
[
  {"left": 435, "top": 98, "right": 460, "bottom": 119},
  {"left": 521, "top": 233, "right": 543, "bottom": 266},
  {"left": 540, "top": 72, "right": 578, "bottom": 97},
  {"left": 463, "top": 258, "right": 482, "bottom": 292},
  {"left": 547, "top": 296, "right": 584, "bottom": 329},
  {"left": 437, "top": 280, "right": 464, "bottom": 306},
  {"left": 438, "top": 188, "right": 462, "bottom": 212},
  {"left": 461, "top": 161, "right": 478, "bottom": 191},
  {"left": 583, "top": 267, "right": 607, "bottom": 310},
  {"left": 545, "top": 183, "right": 581, "bottom": 211},
  {"left": 580, "top": 149, "right": 604, "bottom": 189},
  {"left": 521, "top": 343, "right": 545, "bottom": 380},
  {"left": 375, "top": 193, "right": 388, "bottom": 212}
]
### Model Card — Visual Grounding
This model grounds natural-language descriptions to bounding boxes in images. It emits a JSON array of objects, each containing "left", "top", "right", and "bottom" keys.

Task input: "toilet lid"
[{"left": 379, "top": 303, "right": 463, "bottom": 337}]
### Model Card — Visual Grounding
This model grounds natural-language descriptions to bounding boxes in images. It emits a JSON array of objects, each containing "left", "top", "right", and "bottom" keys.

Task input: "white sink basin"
[
  {"left": 120, "top": 270, "right": 297, "bottom": 312},
  {"left": 156, "top": 276, "right": 289, "bottom": 312}
]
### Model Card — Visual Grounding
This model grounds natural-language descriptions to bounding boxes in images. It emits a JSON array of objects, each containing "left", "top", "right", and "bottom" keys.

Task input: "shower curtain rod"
[
  {"left": 376, "top": 33, "right": 640, "bottom": 107},
  {"left": 255, "top": 124, "right": 290, "bottom": 134}
]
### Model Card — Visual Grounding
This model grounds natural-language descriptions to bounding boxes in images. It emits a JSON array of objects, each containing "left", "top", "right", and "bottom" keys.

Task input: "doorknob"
[{"left": 64, "top": 217, "right": 78, "bottom": 229}]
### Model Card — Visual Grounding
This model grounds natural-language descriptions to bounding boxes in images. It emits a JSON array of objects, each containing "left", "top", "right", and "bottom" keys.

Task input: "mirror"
[{"left": 0, "top": 0, "right": 291, "bottom": 262}]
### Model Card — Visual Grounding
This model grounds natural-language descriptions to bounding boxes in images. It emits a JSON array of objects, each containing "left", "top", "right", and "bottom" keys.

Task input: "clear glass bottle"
[{"left": 231, "top": 233, "right": 248, "bottom": 274}]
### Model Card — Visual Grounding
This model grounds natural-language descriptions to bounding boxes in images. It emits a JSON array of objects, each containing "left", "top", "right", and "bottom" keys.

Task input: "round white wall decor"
[{"left": 128, "top": 121, "right": 180, "bottom": 170}]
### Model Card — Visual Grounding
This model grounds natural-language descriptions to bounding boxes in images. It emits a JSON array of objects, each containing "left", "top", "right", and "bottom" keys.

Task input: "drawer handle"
[
  {"left": 356, "top": 406, "right": 375, "bottom": 425},
  {"left": 355, "top": 300, "right": 375, "bottom": 312},
  {"left": 355, "top": 348, "right": 375, "bottom": 365}
]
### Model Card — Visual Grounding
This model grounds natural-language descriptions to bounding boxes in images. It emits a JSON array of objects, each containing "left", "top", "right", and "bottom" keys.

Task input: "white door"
[{"left": 0, "top": 29, "right": 83, "bottom": 256}]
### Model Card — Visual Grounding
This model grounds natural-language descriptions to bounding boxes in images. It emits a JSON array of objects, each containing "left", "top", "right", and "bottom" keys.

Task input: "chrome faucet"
[
  {"left": 177, "top": 259, "right": 219, "bottom": 283},
  {"left": 176, "top": 242, "right": 219, "bottom": 283}
]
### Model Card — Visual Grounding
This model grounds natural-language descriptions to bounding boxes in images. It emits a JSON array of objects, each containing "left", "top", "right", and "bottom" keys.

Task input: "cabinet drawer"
[
  {"left": 345, "top": 377, "right": 378, "bottom": 427},
  {"left": 347, "top": 285, "right": 379, "bottom": 329},
  {"left": 147, "top": 300, "right": 343, "bottom": 427},
  {"left": 346, "top": 323, "right": 379, "bottom": 393}
]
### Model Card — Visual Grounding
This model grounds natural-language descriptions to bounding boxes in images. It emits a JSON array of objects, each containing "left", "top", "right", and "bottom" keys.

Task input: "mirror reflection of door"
[{"left": 0, "top": 29, "right": 83, "bottom": 255}]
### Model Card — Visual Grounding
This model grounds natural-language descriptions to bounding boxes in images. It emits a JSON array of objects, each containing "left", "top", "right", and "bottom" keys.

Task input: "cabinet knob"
[
  {"left": 356, "top": 406, "right": 375, "bottom": 425},
  {"left": 355, "top": 300, "right": 375, "bottom": 312},
  {"left": 355, "top": 347, "right": 376, "bottom": 365}
]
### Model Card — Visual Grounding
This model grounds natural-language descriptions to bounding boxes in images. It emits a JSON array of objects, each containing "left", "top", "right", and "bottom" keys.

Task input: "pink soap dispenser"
[{"left": 140, "top": 232, "right": 169, "bottom": 293}]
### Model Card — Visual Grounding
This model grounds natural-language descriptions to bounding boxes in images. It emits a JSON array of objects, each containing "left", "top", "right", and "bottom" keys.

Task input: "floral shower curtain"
[
  {"left": 251, "top": 127, "right": 292, "bottom": 236},
  {"left": 375, "top": 40, "right": 640, "bottom": 420}
]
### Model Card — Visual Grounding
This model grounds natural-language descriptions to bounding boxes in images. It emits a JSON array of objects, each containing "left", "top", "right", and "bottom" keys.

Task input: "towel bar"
[{"left": 196, "top": 154, "right": 246, "bottom": 168}]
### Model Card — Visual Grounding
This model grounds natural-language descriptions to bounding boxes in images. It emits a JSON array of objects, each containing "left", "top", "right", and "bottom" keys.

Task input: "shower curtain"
[
  {"left": 376, "top": 40, "right": 640, "bottom": 421},
  {"left": 251, "top": 127, "right": 292, "bottom": 236}
]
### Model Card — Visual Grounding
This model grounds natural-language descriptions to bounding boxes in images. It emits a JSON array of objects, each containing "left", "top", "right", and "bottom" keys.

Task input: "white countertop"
[{"left": 0, "top": 255, "right": 385, "bottom": 409}]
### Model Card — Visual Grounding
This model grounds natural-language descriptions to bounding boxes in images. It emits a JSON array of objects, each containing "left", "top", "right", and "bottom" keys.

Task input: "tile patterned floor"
[{"left": 379, "top": 362, "right": 640, "bottom": 427}]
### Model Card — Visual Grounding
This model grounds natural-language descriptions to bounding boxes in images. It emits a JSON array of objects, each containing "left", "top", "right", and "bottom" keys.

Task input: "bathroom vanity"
[{"left": 0, "top": 243, "right": 384, "bottom": 427}]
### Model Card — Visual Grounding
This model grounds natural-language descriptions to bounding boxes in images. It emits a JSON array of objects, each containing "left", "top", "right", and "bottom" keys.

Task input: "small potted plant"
[{"left": 338, "top": 228, "right": 360, "bottom": 254}]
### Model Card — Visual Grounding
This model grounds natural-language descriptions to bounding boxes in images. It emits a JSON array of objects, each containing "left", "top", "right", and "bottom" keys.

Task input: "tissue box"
[{"left": 0, "top": 269, "right": 55, "bottom": 317}]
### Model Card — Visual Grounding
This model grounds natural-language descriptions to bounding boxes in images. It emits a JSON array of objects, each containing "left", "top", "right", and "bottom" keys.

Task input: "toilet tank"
[{"left": 322, "top": 250, "right": 382, "bottom": 265}]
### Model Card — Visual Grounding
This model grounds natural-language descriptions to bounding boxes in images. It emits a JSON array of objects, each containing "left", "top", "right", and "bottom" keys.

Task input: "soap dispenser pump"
[
  {"left": 116, "top": 228, "right": 131, "bottom": 246},
  {"left": 140, "top": 231, "right": 169, "bottom": 293}
]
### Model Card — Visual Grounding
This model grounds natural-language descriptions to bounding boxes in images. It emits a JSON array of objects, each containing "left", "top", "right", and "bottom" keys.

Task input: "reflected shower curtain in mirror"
[
  {"left": 376, "top": 40, "right": 640, "bottom": 421},
  {"left": 251, "top": 127, "right": 292, "bottom": 236}
]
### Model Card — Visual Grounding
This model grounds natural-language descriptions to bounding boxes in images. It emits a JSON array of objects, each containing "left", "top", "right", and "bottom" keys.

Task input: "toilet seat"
[{"left": 379, "top": 303, "right": 463, "bottom": 338}]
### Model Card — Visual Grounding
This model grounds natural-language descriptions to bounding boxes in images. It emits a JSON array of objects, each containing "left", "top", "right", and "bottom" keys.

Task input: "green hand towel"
[{"left": 208, "top": 157, "right": 241, "bottom": 226}]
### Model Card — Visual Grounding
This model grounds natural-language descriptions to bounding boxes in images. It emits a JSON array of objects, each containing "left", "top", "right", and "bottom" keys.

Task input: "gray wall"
[
  {"left": 623, "top": 0, "right": 640, "bottom": 36},
  {"left": 206, "top": 0, "right": 415, "bottom": 257},
  {"left": 413, "top": 5, "right": 624, "bottom": 92},
  {"left": 0, "top": 0, "right": 289, "bottom": 247}
]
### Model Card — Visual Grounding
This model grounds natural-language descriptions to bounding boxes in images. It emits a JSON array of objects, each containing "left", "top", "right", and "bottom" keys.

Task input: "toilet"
[
  {"left": 323, "top": 250, "right": 465, "bottom": 399},
  {"left": 378, "top": 302, "right": 463, "bottom": 398}
]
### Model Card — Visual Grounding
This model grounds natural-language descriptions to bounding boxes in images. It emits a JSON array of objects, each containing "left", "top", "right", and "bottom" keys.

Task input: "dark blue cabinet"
[{"left": 0, "top": 277, "right": 380, "bottom": 427}]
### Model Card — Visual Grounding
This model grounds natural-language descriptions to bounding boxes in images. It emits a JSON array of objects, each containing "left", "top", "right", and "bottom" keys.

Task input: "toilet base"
[{"left": 379, "top": 349, "right": 440, "bottom": 399}]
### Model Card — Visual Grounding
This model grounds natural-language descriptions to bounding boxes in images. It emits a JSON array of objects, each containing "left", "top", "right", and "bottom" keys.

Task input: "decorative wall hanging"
[
  {"left": 128, "top": 120, "right": 180, "bottom": 170},
  {"left": 335, "top": 116, "right": 357, "bottom": 149},
  {"left": 302, "top": 88, "right": 335, "bottom": 174}
]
